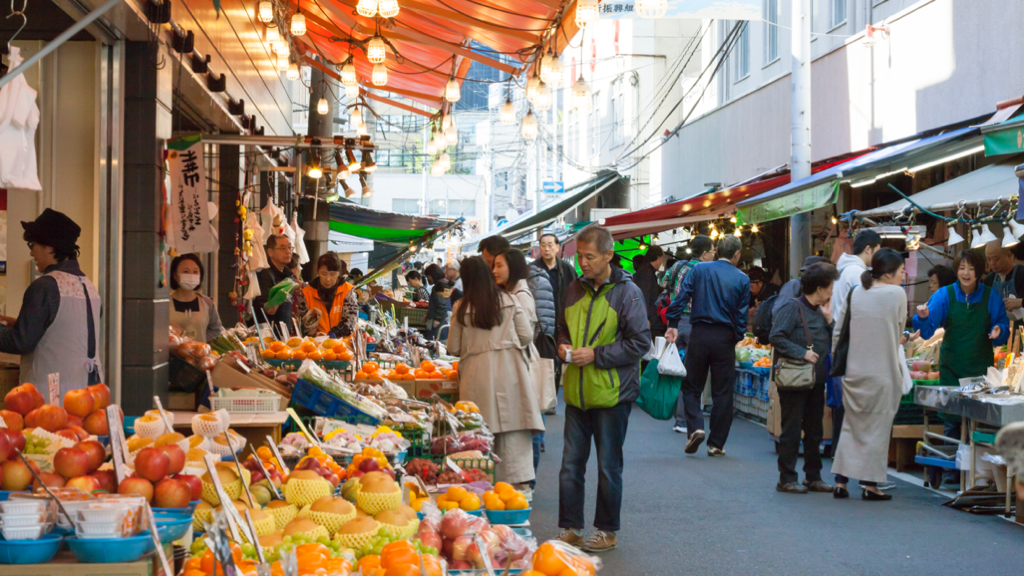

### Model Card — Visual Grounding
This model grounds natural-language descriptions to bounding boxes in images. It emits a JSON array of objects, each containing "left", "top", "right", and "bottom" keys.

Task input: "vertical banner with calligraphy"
[{"left": 167, "top": 136, "right": 218, "bottom": 253}]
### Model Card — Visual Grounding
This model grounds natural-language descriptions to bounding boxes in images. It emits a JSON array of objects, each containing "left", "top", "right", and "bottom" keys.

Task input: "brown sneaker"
[
  {"left": 555, "top": 528, "right": 583, "bottom": 547},
  {"left": 582, "top": 530, "right": 617, "bottom": 552}
]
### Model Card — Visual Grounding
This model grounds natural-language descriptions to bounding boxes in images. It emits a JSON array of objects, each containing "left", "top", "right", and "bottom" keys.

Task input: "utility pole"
[
  {"left": 789, "top": 0, "right": 812, "bottom": 278},
  {"left": 303, "top": 61, "right": 334, "bottom": 268}
]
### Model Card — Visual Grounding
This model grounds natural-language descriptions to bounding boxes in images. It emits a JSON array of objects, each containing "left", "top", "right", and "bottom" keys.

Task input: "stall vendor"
[
  {"left": 983, "top": 241, "right": 1024, "bottom": 319},
  {"left": 0, "top": 209, "right": 102, "bottom": 398},
  {"left": 170, "top": 253, "right": 225, "bottom": 343},
  {"left": 913, "top": 250, "right": 1009, "bottom": 388},
  {"left": 254, "top": 234, "right": 295, "bottom": 336},
  {"left": 301, "top": 252, "right": 358, "bottom": 337}
]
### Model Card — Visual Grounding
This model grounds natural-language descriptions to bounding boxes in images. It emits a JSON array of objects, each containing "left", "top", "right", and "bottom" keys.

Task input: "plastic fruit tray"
[
  {"left": 0, "top": 532, "right": 62, "bottom": 564},
  {"left": 65, "top": 532, "right": 152, "bottom": 563},
  {"left": 484, "top": 508, "right": 531, "bottom": 525}
]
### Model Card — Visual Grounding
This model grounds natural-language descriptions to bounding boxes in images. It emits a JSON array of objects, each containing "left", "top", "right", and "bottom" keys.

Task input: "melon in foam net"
[
  {"left": 332, "top": 517, "right": 379, "bottom": 550},
  {"left": 265, "top": 500, "right": 299, "bottom": 530},
  {"left": 283, "top": 470, "right": 333, "bottom": 507},
  {"left": 355, "top": 472, "right": 402, "bottom": 515},
  {"left": 306, "top": 496, "right": 357, "bottom": 535},
  {"left": 201, "top": 462, "right": 250, "bottom": 506}
]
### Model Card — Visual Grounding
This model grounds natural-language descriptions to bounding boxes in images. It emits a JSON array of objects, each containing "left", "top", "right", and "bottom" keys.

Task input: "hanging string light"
[
  {"left": 317, "top": 96, "right": 329, "bottom": 115},
  {"left": 274, "top": 40, "right": 289, "bottom": 57},
  {"left": 372, "top": 63, "right": 388, "bottom": 86},
  {"left": 444, "top": 123, "right": 458, "bottom": 146},
  {"left": 440, "top": 152, "right": 451, "bottom": 171},
  {"left": 265, "top": 26, "right": 280, "bottom": 45},
  {"left": 431, "top": 159, "right": 445, "bottom": 176},
  {"left": 340, "top": 59, "right": 358, "bottom": 86},
  {"left": 751, "top": 223, "right": 760, "bottom": 233},
  {"left": 575, "top": 0, "right": 599, "bottom": 27},
  {"left": 521, "top": 108, "right": 538, "bottom": 140},
  {"left": 345, "top": 84, "right": 360, "bottom": 100},
  {"left": 540, "top": 48, "right": 563, "bottom": 87},
  {"left": 500, "top": 98, "right": 516, "bottom": 125},
  {"left": 356, "top": 0, "right": 378, "bottom": 18},
  {"left": 445, "top": 78, "right": 461, "bottom": 103},
  {"left": 572, "top": 75, "right": 592, "bottom": 110},
  {"left": 277, "top": 54, "right": 289, "bottom": 71},
  {"left": 426, "top": 134, "right": 438, "bottom": 156},
  {"left": 258, "top": 0, "right": 274, "bottom": 23},
  {"left": 635, "top": 0, "right": 668, "bottom": 19},
  {"left": 350, "top": 107, "right": 362, "bottom": 127},
  {"left": 533, "top": 81, "right": 552, "bottom": 112},
  {"left": 378, "top": 0, "right": 400, "bottom": 18},
  {"left": 526, "top": 75, "right": 541, "bottom": 105},
  {"left": 367, "top": 35, "right": 387, "bottom": 64},
  {"left": 433, "top": 132, "right": 446, "bottom": 152},
  {"left": 733, "top": 228, "right": 742, "bottom": 237},
  {"left": 286, "top": 62, "right": 300, "bottom": 81},
  {"left": 290, "top": 8, "right": 306, "bottom": 36}
]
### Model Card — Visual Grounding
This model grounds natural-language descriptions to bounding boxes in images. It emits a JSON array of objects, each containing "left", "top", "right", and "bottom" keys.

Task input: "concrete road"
[{"left": 529, "top": 403, "right": 1024, "bottom": 575}]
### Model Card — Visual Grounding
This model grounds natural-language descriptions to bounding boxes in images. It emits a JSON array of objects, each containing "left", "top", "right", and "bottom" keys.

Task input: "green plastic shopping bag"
[{"left": 637, "top": 358, "right": 683, "bottom": 420}]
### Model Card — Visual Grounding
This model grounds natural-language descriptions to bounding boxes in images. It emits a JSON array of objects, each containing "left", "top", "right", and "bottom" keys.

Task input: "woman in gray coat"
[{"left": 770, "top": 263, "right": 839, "bottom": 495}]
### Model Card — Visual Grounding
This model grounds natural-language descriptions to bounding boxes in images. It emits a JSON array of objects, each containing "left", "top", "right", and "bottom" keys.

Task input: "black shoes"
[
  {"left": 833, "top": 487, "right": 850, "bottom": 499},
  {"left": 803, "top": 480, "right": 834, "bottom": 493},
  {"left": 777, "top": 482, "right": 809, "bottom": 494},
  {"left": 862, "top": 489, "right": 893, "bottom": 501},
  {"left": 685, "top": 430, "right": 705, "bottom": 454}
]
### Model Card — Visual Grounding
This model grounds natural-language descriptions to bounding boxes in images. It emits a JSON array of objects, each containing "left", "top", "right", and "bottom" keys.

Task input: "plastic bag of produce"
[
  {"left": 265, "top": 277, "right": 299, "bottom": 308},
  {"left": 528, "top": 540, "right": 601, "bottom": 576},
  {"left": 637, "top": 357, "right": 682, "bottom": 421},
  {"left": 657, "top": 342, "right": 686, "bottom": 377}
]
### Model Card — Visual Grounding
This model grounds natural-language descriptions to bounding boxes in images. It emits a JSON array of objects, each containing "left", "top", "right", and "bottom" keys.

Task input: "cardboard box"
[
  {"left": 5, "top": 545, "right": 172, "bottom": 576},
  {"left": 396, "top": 378, "right": 459, "bottom": 403},
  {"left": 766, "top": 377, "right": 833, "bottom": 441}
]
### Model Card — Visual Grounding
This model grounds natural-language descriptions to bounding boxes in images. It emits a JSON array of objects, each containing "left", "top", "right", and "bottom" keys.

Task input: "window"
[
  {"left": 495, "top": 171, "right": 508, "bottom": 189},
  {"left": 610, "top": 78, "right": 623, "bottom": 147},
  {"left": 734, "top": 21, "right": 750, "bottom": 80},
  {"left": 392, "top": 199, "right": 420, "bottom": 214},
  {"left": 831, "top": 0, "right": 847, "bottom": 29},
  {"left": 377, "top": 150, "right": 390, "bottom": 165},
  {"left": 430, "top": 199, "right": 475, "bottom": 216},
  {"left": 764, "top": 0, "right": 779, "bottom": 63}
]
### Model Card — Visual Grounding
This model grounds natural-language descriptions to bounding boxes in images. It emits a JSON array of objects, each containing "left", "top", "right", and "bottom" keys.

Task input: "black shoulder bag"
[{"left": 829, "top": 286, "right": 856, "bottom": 378}]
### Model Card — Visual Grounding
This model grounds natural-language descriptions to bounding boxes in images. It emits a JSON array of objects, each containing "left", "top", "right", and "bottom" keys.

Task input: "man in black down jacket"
[
  {"left": 533, "top": 233, "right": 578, "bottom": 403},
  {"left": 632, "top": 245, "right": 667, "bottom": 339}
]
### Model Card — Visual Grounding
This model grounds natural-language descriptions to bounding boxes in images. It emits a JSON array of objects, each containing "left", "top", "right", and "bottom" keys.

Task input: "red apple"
[
  {"left": 74, "top": 440, "right": 106, "bottom": 472},
  {"left": 83, "top": 409, "right": 109, "bottom": 436},
  {"left": 158, "top": 444, "right": 185, "bottom": 476},
  {"left": 4, "top": 384, "right": 43, "bottom": 416},
  {"left": 134, "top": 447, "right": 169, "bottom": 482},
  {"left": 1, "top": 459, "right": 39, "bottom": 490},
  {"left": 87, "top": 383, "right": 111, "bottom": 410},
  {"left": 118, "top": 477, "right": 154, "bottom": 501},
  {"left": 66, "top": 475, "right": 101, "bottom": 493},
  {"left": 33, "top": 471, "right": 66, "bottom": 491},
  {"left": 66, "top": 414, "right": 83, "bottom": 428},
  {"left": 174, "top": 473, "right": 202, "bottom": 500},
  {"left": 0, "top": 410, "right": 23, "bottom": 432},
  {"left": 90, "top": 469, "right": 117, "bottom": 493},
  {"left": 2, "top": 430, "right": 25, "bottom": 459},
  {"left": 66, "top": 425, "right": 90, "bottom": 441},
  {"left": 63, "top": 389, "right": 95, "bottom": 418},
  {"left": 153, "top": 477, "right": 191, "bottom": 509},
  {"left": 54, "top": 447, "right": 91, "bottom": 480},
  {"left": 25, "top": 405, "right": 68, "bottom": 433},
  {"left": 55, "top": 429, "right": 80, "bottom": 442},
  {"left": 0, "top": 432, "right": 8, "bottom": 461}
]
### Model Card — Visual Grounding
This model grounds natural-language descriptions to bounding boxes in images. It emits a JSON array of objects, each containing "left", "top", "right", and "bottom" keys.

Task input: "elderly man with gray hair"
[
  {"left": 445, "top": 258, "right": 463, "bottom": 292},
  {"left": 665, "top": 234, "right": 750, "bottom": 457}
]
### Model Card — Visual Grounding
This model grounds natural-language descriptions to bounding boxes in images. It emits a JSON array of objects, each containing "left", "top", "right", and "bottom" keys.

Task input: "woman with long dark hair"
[
  {"left": 448, "top": 257, "right": 544, "bottom": 487},
  {"left": 832, "top": 248, "right": 910, "bottom": 500}
]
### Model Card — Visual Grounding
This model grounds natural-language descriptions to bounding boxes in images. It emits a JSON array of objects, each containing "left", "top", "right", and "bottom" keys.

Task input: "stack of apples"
[
  {"left": 2, "top": 382, "right": 115, "bottom": 440},
  {"left": 117, "top": 439, "right": 202, "bottom": 509}
]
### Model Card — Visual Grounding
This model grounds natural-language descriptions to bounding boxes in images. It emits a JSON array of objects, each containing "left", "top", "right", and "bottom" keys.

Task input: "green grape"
[{"left": 317, "top": 537, "right": 331, "bottom": 546}]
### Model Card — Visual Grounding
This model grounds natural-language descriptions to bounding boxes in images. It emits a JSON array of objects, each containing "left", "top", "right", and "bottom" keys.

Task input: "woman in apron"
[
  {"left": 0, "top": 210, "right": 102, "bottom": 403},
  {"left": 913, "top": 250, "right": 1009, "bottom": 387},
  {"left": 170, "top": 254, "right": 225, "bottom": 343}
]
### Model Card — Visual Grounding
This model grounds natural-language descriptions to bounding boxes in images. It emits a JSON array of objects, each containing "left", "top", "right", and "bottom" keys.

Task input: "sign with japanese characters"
[
  {"left": 597, "top": 0, "right": 760, "bottom": 20},
  {"left": 167, "top": 136, "right": 217, "bottom": 253}
]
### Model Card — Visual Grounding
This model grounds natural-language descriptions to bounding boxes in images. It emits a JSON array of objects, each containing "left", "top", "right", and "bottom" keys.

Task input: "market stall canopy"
[
  {"left": 329, "top": 230, "right": 375, "bottom": 253},
  {"left": 855, "top": 162, "right": 1023, "bottom": 219},
  {"left": 983, "top": 117, "right": 1024, "bottom": 157},
  {"left": 600, "top": 156, "right": 860, "bottom": 240},
  {"left": 329, "top": 201, "right": 452, "bottom": 245},
  {"left": 497, "top": 172, "right": 623, "bottom": 240},
  {"left": 736, "top": 125, "right": 982, "bottom": 224}
]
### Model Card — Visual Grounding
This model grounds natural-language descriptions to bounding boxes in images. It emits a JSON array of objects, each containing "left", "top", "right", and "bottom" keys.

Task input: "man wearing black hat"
[{"left": 0, "top": 209, "right": 102, "bottom": 403}]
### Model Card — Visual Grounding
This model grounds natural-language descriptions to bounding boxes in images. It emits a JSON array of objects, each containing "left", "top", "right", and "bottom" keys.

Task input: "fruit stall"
[{"left": 733, "top": 338, "right": 773, "bottom": 423}]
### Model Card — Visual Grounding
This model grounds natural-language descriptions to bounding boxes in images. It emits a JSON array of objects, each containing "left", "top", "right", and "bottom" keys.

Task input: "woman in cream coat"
[{"left": 448, "top": 257, "right": 545, "bottom": 486}]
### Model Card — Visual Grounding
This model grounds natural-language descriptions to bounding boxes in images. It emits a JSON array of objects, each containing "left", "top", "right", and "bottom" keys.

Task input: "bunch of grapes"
[
  {"left": 189, "top": 538, "right": 209, "bottom": 559},
  {"left": 358, "top": 528, "right": 399, "bottom": 558},
  {"left": 411, "top": 538, "right": 439, "bottom": 557},
  {"left": 23, "top": 433, "right": 51, "bottom": 455}
]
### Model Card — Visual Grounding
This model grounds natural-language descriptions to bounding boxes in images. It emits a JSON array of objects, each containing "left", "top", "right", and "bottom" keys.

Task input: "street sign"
[{"left": 543, "top": 181, "right": 565, "bottom": 194}]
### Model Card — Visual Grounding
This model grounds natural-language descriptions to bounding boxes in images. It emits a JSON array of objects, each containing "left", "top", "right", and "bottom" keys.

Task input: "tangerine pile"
[
  {"left": 355, "top": 361, "right": 385, "bottom": 381},
  {"left": 524, "top": 542, "right": 596, "bottom": 576},
  {"left": 482, "top": 482, "right": 529, "bottom": 511},
  {"left": 434, "top": 485, "right": 481, "bottom": 512},
  {"left": 259, "top": 337, "right": 354, "bottom": 362},
  {"left": 356, "top": 541, "right": 442, "bottom": 576}
]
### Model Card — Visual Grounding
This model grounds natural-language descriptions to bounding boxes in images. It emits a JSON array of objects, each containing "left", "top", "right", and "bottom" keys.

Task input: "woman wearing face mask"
[
  {"left": 170, "top": 253, "right": 225, "bottom": 343},
  {"left": 301, "top": 252, "right": 358, "bottom": 337}
]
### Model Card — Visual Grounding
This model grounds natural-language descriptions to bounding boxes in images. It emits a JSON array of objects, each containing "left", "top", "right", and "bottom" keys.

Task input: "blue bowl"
[
  {"left": 366, "top": 343, "right": 377, "bottom": 352},
  {"left": 0, "top": 490, "right": 30, "bottom": 502},
  {"left": 156, "top": 517, "right": 192, "bottom": 543},
  {"left": 484, "top": 508, "right": 531, "bottom": 525},
  {"left": 153, "top": 500, "right": 201, "bottom": 515},
  {"left": 0, "top": 532, "right": 63, "bottom": 564},
  {"left": 66, "top": 532, "right": 153, "bottom": 563}
]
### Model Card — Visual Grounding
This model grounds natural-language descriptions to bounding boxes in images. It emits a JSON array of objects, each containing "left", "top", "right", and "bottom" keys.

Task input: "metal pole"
[
  {"left": 789, "top": 0, "right": 813, "bottom": 279},
  {"left": 0, "top": 0, "right": 121, "bottom": 90}
]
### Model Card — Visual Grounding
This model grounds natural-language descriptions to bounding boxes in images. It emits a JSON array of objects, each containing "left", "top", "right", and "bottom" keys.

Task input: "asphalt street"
[{"left": 529, "top": 399, "right": 1024, "bottom": 576}]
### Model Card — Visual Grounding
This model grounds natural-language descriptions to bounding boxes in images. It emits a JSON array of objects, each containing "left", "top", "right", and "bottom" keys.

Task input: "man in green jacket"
[{"left": 555, "top": 224, "right": 651, "bottom": 553}]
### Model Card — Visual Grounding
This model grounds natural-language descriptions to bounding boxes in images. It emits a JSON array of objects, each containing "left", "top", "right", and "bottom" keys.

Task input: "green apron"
[{"left": 939, "top": 283, "right": 995, "bottom": 388}]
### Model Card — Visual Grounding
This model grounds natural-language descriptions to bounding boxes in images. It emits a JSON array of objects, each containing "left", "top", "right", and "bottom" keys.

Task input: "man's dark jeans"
[
  {"left": 680, "top": 323, "right": 736, "bottom": 448},
  {"left": 559, "top": 402, "right": 631, "bottom": 532}
]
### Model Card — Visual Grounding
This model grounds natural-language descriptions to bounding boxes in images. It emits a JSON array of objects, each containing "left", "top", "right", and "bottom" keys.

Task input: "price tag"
[
  {"left": 107, "top": 405, "right": 130, "bottom": 483},
  {"left": 266, "top": 435, "right": 291, "bottom": 475},
  {"left": 404, "top": 317, "right": 409, "bottom": 333},
  {"left": 144, "top": 503, "right": 174, "bottom": 576},
  {"left": 202, "top": 454, "right": 247, "bottom": 543},
  {"left": 47, "top": 374, "right": 59, "bottom": 405},
  {"left": 206, "top": 370, "right": 216, "bottom": 398},
  {"left": 153, "top": 396, "right": 175, "bottom": 432},
  {"left": 446, "top": 457, "right": 473, "bottom": 483},
  {"left": 286, "top": 407, "right": 322, "bottom": 447}
]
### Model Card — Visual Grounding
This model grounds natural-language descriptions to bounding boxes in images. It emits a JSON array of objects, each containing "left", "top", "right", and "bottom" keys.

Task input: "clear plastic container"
[
  {"left": 0, "top": 512, "right": 47, "bottom": 526},
  {"left": 74, "top": 519, "right": 123, "bottom": 539},
  {"left": 0, "top": 500, "right": 46, "bottom": 515},
  {"left": 77, "top": 505, "right": 129, "bottom": 524},
  {"left": 0, "top": 523, "right": 50, "bottom": 541}
]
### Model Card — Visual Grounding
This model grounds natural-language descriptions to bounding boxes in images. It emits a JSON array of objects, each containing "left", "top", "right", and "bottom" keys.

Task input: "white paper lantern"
[
  {"left": 372, "top": 63, "right": 388, "bottom": 86},
  {"left": 445, "top": 78, "right": 461, "bottom": 103},
  {"left": 286, "top": 62, "right": 300, "bottom": 81},
  {"left": 378, "top": 0, "right": 400, "bottom": 18},
  {"left": 499, "top": 99, "right": 516, "bottom": 125},
  {"left": 356, "top": 0, "right": 377, "bottom": 17},
  {"left": 575, "top": 0, "right": 599, "bottom": 26},
  {"left": 367, "top": 36, "right": 387, "bottom": 64},
  {"left": 290, "top": 12, "right": 306, "bottom": 36},
  {"left": 521, "top": 109, "right": 538, "bottom": 141},
  {"left": 572, "top": 76, "right": 591, "bottom": 110},
  {"left": 258, "top": 0, "right": 274, "bottom": 23}
]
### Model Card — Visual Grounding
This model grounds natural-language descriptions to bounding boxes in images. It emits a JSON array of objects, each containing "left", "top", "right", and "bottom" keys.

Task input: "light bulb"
[
  {"left": 440, "top": 153, "right": 451, "bottom": 170},
  {"left": 308, "top": 165, "right": 322, "bottom": 179},
  {"left": 426, "top": 137, "right": 438, "bottom": 156},
  {"left": 345, "top": 149, "right": 361, "bottom": 171},
  {"left": 635, "top": 0, "right": 668, "bottom": 18},
  {"left": 372, "top": 63, "right": 388, "bottom": 86},
  {"left": 265, "top": 27, "right": 280, "bottom": 44},
  {"left": 526, "top": 75, "right": 541, "bottom": 104},
  {"left": 431, "top": 160, "right": 445, "bottom": 176},
  {"left": 286, "top": 62, "right": 300, "bottom": 81},
  {"left": 733, "top": 228, "right": 742, "bottom": 237},
  {"left": 357, "top": 122, "right": 368, "bottom": 136},
  {"left": 521, "top": 109, "right": 538, "bottom": 141},
  {"left": 345, "top": 84, "right": 360, "bottom": 99},
  {"left": 350, "top": 107, "right": 362, "bottom": 125},
  {"left": 317, "top": 97, "right": 329, "bottom": 115},
  {"left": 575, "top": 0, "right": 599, "bottom": 26},
  {"left": 290, "top": 12, "right": 306, "bottom": 36},
  {"left": 356, "top": 0, "right": 377, "bottom": 17},
  {"left": 831, "top": 216, "right": 838, "bottom": 224},
  {"left": 367, "top": 35, "right": 387, "bottom": 64},
  {"left": 442, "top": 114, "right": 452, "bottom": 130},
  {"left": 751, "top": 224, "right": 759, "bottom": 233},
  {"left": 572, "top": 76, "right": 591, "bottom": 110},
  {"left": 500, "top": 99, "right": 516, "bottom": 125},
  {"left": 541, "top": 54, "right": 563, "bottom": 87},
  {"left": 533, "top": 81, "right": 551, "bottom": 111},
  {"left": 277, "top": 54, "right": 289, "bottom": 71},
  {"left": 342, "top": 180, "right": 356, "bottom": 198},
  {"left": 445, "top": 78, "right": 461, "bottom": 103},
  {"left": 274, "top": 40, "right": 289, "bottom": 56},
  {"left": 340, "top": 61, "right": 358, "bottom": 86},
  {"left": 258, "top": 0, "right": 274, "bottom": 23},
  {"left": 378, "top": 0, "right": 399, "bottom": 18},
  {"left": 445, "top": 124, "right": 458, "bottom": 147},
  {"left": 730, "top": 216, "right": 737, "bottom": 223}
]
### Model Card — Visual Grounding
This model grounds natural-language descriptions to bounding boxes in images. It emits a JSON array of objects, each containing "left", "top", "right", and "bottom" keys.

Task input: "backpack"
[{"left": 752, "top": 292, "right": 779, "bottom": 345}]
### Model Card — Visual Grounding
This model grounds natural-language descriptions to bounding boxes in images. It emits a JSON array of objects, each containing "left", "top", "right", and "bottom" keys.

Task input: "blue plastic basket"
[
  {"left": 156, "top": 517, "right": 193, "bottom": 543},
  {"left": 66, "top": 532, "right": 152, "bottom": 563},
  {"left": 0, "top": 532, "right": 62, "bottom": 564},
  {"left": 152, "top": 500, "right": 201, "bottom": 516},
  {"left": 484, "top": 508, "right": 531, "bottom": 525},
  {"left": 290, "top": 379, "right": 380, "bottom": 423}
]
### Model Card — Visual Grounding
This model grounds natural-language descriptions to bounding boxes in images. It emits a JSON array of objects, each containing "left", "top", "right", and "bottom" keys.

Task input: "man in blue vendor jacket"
[{"left": 664, "top": 235, "right": 749, "bottom": 457}]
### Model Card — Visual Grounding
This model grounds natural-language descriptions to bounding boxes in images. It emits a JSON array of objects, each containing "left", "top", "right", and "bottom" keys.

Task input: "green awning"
[
  {"left": 498, "top": 173, "right": 623, "bottom": 240},
  {"left": 737, "top": 181, "right": 838, "bottom": 225},
  {"left": 984, "top": 118, "right": 1024, "bottom": 156},
  {"left": 328, "top": 202, "right": 451, "bottom": 245}
]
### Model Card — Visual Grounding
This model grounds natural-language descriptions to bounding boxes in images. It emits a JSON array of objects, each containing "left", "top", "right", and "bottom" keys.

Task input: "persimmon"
[
  {"left": 323, "top": 351, "right": 338, "bottom": 361},
  {"left": 395, "top": 363, "right": 410, "bottom": 375},
  {"left": 420, "top": 361, "right": 435, "bottom": 372},
  {"left": 275, "top": 349, "right": 292, "bottom": 360},
  {"left": 355, "top": 371, "right": 369, "bottom": 380},
  {"left": 403, "top": 373, "right": 416, "bottom": 381},
  {"left": 307, "top": 350, "right": 323, "bottom": 361},
  {"left": 532, "top": 542, "right": 572, "bottom": 576},
  {"left": 292, "top": 351, "right": 307, "bottom": 361},
  {"left": 300, "top": 341, "right": 317, "bottom": 354}
]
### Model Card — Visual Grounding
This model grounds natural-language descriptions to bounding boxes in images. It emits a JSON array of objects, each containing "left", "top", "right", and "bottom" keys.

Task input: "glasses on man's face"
[{"left": 277, "top": 245, "right": 293, "bottom": 252}]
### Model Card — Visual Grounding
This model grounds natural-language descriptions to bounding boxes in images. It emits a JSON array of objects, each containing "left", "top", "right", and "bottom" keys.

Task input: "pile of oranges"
[
  {"left": 355, "top": 361, "right": 385, "bottom": 381},
  {"left": 184, "top": 543, "right": 355, "bottom": 576},
  {"left": 357, "top": 541, "right": 442, "bottom": 576},
  {"left": 752, "top": 356, "right": 771, "bottom": 368},
  {"left": 362, "top": 361, "right": 459, "bottom": 382},
  {"left": 435, "top": 485, "right": 481, "bottom": 512},
  {"left": 259, "top": 337, "right": 355, "bottom": 362},
  {"left": 482, "top": 482, "right": 529, "bottom": 511},
  {"left": 522, "top": 542, "right": 596, "bottom": 576}
]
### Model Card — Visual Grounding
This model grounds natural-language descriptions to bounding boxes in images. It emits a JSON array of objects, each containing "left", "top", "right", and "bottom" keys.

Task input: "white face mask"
[{"left": 179, "top": 274, "right": 201, "bottom": 290}]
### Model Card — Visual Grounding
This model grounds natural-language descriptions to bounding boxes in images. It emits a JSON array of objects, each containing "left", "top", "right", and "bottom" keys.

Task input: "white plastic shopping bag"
[
  {"left": 643, "top": 336, "right": 666, "bottom": 361},
  {"left": 657, "top": 341, "right": 687, "bottom": 377},
  {"left": 898, "top": 346, "right": 913, "bottom": 395}
]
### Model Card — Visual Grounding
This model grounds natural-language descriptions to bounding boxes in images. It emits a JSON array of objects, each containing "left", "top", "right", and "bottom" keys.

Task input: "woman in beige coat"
[{"left": 448, "top": 257, "right": 545, "bottom": 486}]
